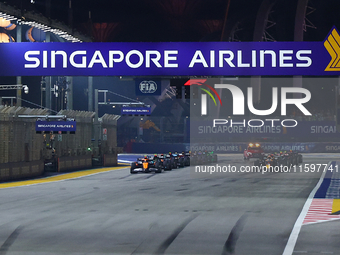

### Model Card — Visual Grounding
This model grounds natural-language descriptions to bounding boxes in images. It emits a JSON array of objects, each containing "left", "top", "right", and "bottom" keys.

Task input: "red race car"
[{"left": 244, "top": 143, "right": 264, "bottom": 160}]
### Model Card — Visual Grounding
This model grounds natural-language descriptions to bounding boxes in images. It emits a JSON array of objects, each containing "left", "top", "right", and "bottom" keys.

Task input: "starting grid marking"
[{"left": 283, "top": 161, "right": 340, "bottom": 255}]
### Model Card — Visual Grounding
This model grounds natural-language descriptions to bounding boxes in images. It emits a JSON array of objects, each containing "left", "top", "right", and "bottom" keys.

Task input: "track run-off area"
[{"left": 0, "top": 154, "right": 339, "bottom": 255}]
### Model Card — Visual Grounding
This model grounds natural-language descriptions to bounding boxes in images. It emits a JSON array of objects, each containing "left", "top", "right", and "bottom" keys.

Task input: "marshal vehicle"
[{"left": 244, "top": 143, "right": 264, "bottom": 160}]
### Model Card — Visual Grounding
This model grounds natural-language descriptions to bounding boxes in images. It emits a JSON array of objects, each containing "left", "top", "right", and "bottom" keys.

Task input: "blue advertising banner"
[
  {"left": 35, "top": 121, "right": 76, "bottom": 132},
  {"left": 121, "top": 107, "right": 151, "bottom": 115},
  {"left": 0, "top": 27, "right": 339, "bottom": 76},
  {"left": 129, "top": 142, "right": 340, "bottom": 154},
  {"left": 190, "top": 120, "right": 340, "bottom": 139},
  {"left": 189, "top": 142, "right": 340, "bottom": 153},
  {"left": 135, "top": 79, "right": 161, "bottom": 95},
  {"left": 131, "top": 143, "right": 190, "bottom": 154}
]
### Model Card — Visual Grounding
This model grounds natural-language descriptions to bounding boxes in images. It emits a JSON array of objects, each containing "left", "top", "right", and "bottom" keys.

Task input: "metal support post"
[
  {"left": 45, "top": 76, "right": 51, "bottom": 111},
  {"left": 94, "top": 89, "right": 100, "bottom": 156},
  {"left": 16, "top": 77, "right": 22, "bottom": 107},
  {"left": 45, "top": 0, "right": 51, "bottom": 42},
  {"left": 66, "top": 76, "right": 73, "bottom": 110},
  {"left": 16, "top": 23, "right": 22, "bottom": 106},
  {"left": 160, "top": 117, "right": 165, "bottom": 143},
  {"left": 183, "top": 117, "right": 187, "bottom": 143},
  {"left": 88, "top": 76, "right": 93, "bottom": 111}
]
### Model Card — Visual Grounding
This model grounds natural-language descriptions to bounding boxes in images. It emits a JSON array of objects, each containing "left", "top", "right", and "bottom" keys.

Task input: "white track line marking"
[{"left": 282, "top": 161, "right": 331, "bottom": 255}]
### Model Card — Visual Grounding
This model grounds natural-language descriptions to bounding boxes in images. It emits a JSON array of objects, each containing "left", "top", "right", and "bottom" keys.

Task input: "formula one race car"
[
  {"left": 178, "top": 151, "right": 190, "bottom": 167},
  {"left": 282, "top": 150, "right": 303, "bottom": 166},
  {"left": 157, "top": 154, "right": 173, "bottom": 171},
  {"left": 130, "top": 156, "right": 162, "bottom": 174},
  {"left": 184, "top": 152, "right": 191, "bottom": 166},
  {"left": 172, "top": 151, "right": 190, "bottom": 168},
  {"left": 254, "top": 150, "right": 303, "bottom": 170},
  {"left": 190, "top": 151, "right": 204, "bottom": 165},
  {"left": 244, "top": 143, "right": 264, "bottom": 160},
  {"left": 294, "top": 151, "right": 303, "bottom": 164},
  {"left": 168, "top": 152, "right": 178, "bottom": 169},
  {"left": 176, "top": 152, "right": 185, "bottom": 167},
  {"left": 206, "top": 151, "right": 218, "bottom": 163},
  {"left": 189, "top": 151, "right": 217, "bottom": 165},
  {"left": 254, "top": 154, "right": 278, "bottom": 169},
  {"left": 272, "top": 152, "right": 290, "bottom": 166}
]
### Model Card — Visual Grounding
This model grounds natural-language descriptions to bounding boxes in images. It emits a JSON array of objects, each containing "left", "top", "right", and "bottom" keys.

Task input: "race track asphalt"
[{"left": 0, "top": 154, "right": 338, "bottom": 255}]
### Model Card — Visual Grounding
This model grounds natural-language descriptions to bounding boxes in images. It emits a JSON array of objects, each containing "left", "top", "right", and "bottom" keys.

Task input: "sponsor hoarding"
[
  {"left": 0, "top": 28, "right": 340, "bottom": 76},
  {"left": 35, "top": 121, "right": 76, "bottom": 132},
  {"left": 121, "top": 106, "right": 151, "bottom": 115}
]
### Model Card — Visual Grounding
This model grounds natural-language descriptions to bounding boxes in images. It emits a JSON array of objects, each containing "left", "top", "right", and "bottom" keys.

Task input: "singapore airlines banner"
[
  {"left": 190, "top": 120, "right": 340, "bottom": 139},
  {"left": 0, "top": 28, "right": 340, "bottom": 76}
]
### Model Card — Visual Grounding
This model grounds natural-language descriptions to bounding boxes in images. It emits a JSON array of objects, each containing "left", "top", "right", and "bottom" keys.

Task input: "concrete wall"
[
  {"left": 55, "top": 110, "right": 95, "bottom": 157},
  {"left": 58, "top": 155, "right": 92, "bottom": 172},
  {"left": 103, "top": 153, "right": 117, "bottom": 167},
  {"left": 101, "top": 114, "right": 118, "bottom": 155},
  {"left": 0, "top": 106, "right": 48, "bottom": 164},
  {"left": 0, "top": 160, "right": 44, "bottom": 181},
  {"left": 0, "top": 107, "right": 120, "bottom": 181}
]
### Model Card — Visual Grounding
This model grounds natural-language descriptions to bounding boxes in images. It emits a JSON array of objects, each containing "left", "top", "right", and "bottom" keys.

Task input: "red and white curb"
[{"left": 303, "top": 199, "right": 340, "bottom": 225}]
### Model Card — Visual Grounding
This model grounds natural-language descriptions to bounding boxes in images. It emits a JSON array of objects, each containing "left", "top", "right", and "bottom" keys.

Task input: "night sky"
[
  {"left": 2, "top": 0, "right": 340, "bottom": 114},
  {"left": 5, "top": 0, "right": 340, "bottom": 42}
]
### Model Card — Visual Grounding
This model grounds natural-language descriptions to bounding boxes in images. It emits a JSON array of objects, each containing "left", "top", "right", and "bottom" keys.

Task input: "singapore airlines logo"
[{"left": 324, "top": 27, "right": 340, "bottom": 71}]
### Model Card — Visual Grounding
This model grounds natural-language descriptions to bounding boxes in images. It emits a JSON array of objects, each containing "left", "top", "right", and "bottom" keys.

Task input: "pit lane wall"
[
  {"left": 130, "top": 142, "right": 340, "bottom": 153},
  {"left": 0, "top": 160, "right": 44, "bottom": 182},
  {"left": 55, "top": 111, "right": 119, "bottom": 172},
  {"left": 0, "top": 107, "right": 119, "bottom": 180},
  {"left": 54, "top": 111, "right": 118, "bottom": 162},
  {"left": 0, "top": 106, "right": 47, "bottom": 181}
]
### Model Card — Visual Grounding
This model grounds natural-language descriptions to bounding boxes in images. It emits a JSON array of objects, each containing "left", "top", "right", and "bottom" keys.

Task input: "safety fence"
[
  {"left": 0, "top": 106, "right": 48, "bottom": 164},
  {"left": 55, "top": 110, "right": 94, "bottom": 157},
  {"left": 0, "top": 106, "right": 119, "bottom": 181}
]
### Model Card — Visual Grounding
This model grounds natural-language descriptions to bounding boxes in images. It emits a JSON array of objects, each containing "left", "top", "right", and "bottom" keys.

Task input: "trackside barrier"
[
  {"left": 131, "top": 143, "right": 189, "bottom": 154},
  {"left": 57, "top": 155, "right": 92, "bottom": 172},
  {"left": 0, "top": 106, "right": 48, "bottom": 164},
  {"left": 0, "top": 160, "right": 44, "bottom": 182},
  {"left": 103, "top": 154, "right": 118, "bottom": 167},
  {"left": 0, "top": 106, "right": 120, "bottom": 181},
  {"left": 130, "top": 142, "right": 340, "bottom": 153}
]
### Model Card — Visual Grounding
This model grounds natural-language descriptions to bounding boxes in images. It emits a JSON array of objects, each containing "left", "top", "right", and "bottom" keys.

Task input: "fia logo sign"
[{"left": 139, "top": 81, "right": 157, "bottom": 93}]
